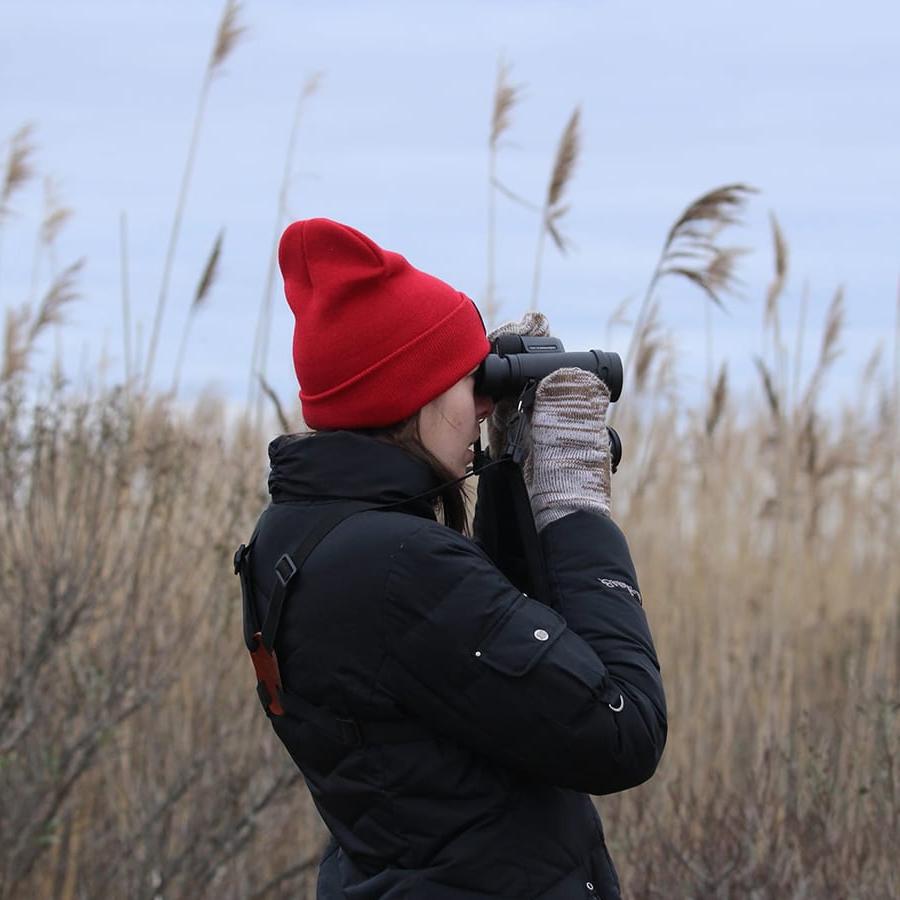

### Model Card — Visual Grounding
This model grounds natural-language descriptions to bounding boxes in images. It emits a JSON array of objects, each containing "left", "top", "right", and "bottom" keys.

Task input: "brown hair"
[{"left": 355, "top": 414, "right": 472, "bottom": 535}]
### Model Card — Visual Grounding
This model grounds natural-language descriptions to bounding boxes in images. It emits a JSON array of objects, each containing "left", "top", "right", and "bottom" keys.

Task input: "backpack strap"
[
  {"left": 235, "top": 501, "right": 427, "bottom": 745},
  {"left": 259, "top": 501, "right": 376, "bottom": 654}
]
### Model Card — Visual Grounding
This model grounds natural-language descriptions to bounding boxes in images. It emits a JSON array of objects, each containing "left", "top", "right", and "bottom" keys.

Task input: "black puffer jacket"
[{"left": 246, "top": 431, "right": 666, "bottom": 899}]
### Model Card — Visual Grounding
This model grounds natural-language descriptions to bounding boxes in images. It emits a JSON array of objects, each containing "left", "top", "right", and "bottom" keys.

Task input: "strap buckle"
[
  {"left": 503, "top": 381, "right": 539, "bottom": 465},
  {"left": 274, "top": 553, "right": 297, "bottom": 587},
  {"left": 249, "top": 631, "right": 285, "bottom": 716}
]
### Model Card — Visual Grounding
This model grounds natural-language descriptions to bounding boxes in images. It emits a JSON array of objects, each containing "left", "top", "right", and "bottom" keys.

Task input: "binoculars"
[{"left": 474, "top": 334, "right": 623, "bottom": 472}]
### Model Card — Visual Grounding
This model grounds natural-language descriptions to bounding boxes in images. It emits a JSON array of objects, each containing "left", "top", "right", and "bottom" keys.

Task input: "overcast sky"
[{"left": 2, "top": 0, "right": 898, "bottom": 416}]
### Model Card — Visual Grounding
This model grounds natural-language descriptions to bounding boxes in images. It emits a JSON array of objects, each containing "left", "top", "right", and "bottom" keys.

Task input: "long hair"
[{"left": 356, "top": 415, "right": 472, "bottom": 535}]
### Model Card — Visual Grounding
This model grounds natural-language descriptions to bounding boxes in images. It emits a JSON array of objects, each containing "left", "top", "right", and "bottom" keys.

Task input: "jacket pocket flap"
[{"left": 477, "top": 597, "right": 566, "bottom": 677}]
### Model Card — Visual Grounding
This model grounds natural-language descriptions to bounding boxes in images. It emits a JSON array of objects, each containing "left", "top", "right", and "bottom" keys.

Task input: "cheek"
[
  {"left": 448, "top": 401, "right": 475, "bottom": 435},
  {"left": 451, "top": 395, "right": 475, "bottom": 431}
]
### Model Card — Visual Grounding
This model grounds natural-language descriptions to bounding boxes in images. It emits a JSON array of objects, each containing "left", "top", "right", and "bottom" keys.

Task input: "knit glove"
[
  {"left": 485, "top": 312, "right": 550, "bottom": 459},
  {"left": 522, "top": 367, "right": 612, "bottom": 532}
]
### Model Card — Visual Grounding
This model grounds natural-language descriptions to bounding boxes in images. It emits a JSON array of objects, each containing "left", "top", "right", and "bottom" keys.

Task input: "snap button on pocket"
[{"left": 533, "top": 628, "right": 549, "bottom": 641}]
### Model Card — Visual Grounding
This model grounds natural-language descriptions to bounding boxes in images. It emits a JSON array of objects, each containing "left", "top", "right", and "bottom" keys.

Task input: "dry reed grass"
[
  {"left": 1, "top": 45, "right": 897, "bottom": 900},
  {"left": 3, "top": 214, "right": 896, "bottom": 897},
  {"left": 2, "top": 259, "right": 82, "bottom": 383},
  {"left": 484, "top": 57, "right": 525, "bottom": 328},
  {"left": 142, "top": 0, "right": 246, "bottom": 390},
  {"left": 247, "top": 69, "right": 322, "bottom": 428},
  {"left": 1, "top": 123, "right": 37, "bottom": 217},
  {"left": 530, "top": 106, "right": 581, "bottom": 309},
  {"left": 171, "top": 228, "right": 225, "bottom": 395}
]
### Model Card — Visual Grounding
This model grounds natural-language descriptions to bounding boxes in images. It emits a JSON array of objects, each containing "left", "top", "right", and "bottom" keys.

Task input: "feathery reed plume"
[
  {"left": 862, "top": 343, "right": 883, "bottom": 386},
  {"left": 490, "top": 58, "right": 520, "bottom": 151},
  {"left": 258, "top": 373, "right": 291, "bottom": 434},
  {"left": 800, "top": 286, "right": 845, "bottom": 411},
  {"left": 1, "top": 305, "right": 30, "bottom": 383},
  {"left": 143, "top": 0, "right": 246, "bottom": 391},
  {"left": 656, "top": 185, "right": 755, "bottom": 309},
  {"left": 633, "top": 301, "right": 662, "bottom": 393},
  {"left": 29, "top": 259, "right": 82, "bottom": 339},
  {"left": 800, "top": 408, "right": 818, "bottom": 477},
  {"left": 1, "top": 123, "right": 36, "bottom": 216},
  {"left": 754, "top": 355, "right": 781, "bottom": 421},
  {"left": 40, "top": 178, "right": 72, "bottom": 247},
  {"left": 819, "top": 285, "right": 845, "bottom": 370},
  {"left": 194, "top": 229, "right": 223, "bottom": 307},
  {"left": 301, "top": 70, "right": 323, "bottom": 102},
  {"left": 764, "top": 213, "right": 788, "bottom": 330},
  {"left": 27, "top": 178, "right": 73, "bottom": 306},
  {"left": 0, "top": 125, "right": 37, "bottom": 285},
  {"left": 705, "top": 363, "right": 728, "bottom": 437},
  {"left": 609, "top": 184, "right": 755, "bottom": 425},
  {"left": 210, "top": 0, "right": 247, "bottom": 72},
  {"left": 530, "top": 106, "right": 580, "bottom": 309},
  {"left": 545, "top": 108, "right": 580, "bottom": 237},
  {"left": 171, "top": 229, "right": 224, "bottom": 396},
  {"left": 1, "top": 261, "right": 81, "bottom": 384},
  {"left": 248, "top": 70, "right": 323, "bottom": 426},
  {"left": 485, "top": 58, "right": 524, "bottom": 328}
]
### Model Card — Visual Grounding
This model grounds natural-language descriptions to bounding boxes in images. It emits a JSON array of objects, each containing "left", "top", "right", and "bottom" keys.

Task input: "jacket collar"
[{"left": 267, "top": 431, "right": 440, "bottom": 520}]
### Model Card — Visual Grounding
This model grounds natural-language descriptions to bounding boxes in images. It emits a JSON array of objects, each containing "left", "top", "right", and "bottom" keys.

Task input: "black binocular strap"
[
  {"left": 505, "top": 463, "right": 553, "bottom": 605},
  {"left": 475, "top": 458, "right": 553, "bottom": 606}
]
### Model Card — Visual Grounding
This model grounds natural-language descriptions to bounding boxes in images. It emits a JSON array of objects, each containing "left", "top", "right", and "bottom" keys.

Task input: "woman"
[{"left": 239, "top": 218, "right": 667, "bottom": 899}]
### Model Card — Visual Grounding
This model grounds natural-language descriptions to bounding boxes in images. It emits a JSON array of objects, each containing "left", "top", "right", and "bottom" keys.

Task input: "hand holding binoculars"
[{"left": 473, "top": 333, "right": 623, "bottom": 473}]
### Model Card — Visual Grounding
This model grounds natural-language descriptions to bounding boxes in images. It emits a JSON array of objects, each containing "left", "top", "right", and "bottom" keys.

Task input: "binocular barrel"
[{"left": 475, "top": 349, "right": 623, "bottom": 403}]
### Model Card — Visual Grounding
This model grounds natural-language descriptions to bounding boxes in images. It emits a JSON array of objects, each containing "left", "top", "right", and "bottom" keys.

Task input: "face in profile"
[{"left": 418, "top": 368, "right": 494, "bottom": 477}]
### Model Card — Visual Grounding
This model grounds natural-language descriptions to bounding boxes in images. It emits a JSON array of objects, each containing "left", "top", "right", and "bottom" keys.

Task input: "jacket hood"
[{"left": 267, "top": 430, "right": 441, "bottom": 518}]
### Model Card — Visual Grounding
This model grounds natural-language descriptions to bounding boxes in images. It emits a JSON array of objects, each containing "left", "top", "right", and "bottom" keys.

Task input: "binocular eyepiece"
[{"left": 473, "top": 334, "right": 623, "bottom": 472}]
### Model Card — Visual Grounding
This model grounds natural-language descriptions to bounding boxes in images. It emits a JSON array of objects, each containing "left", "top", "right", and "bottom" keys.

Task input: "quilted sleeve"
[{"left": 379, "top": 511, "right": 667, "bottom": 795}]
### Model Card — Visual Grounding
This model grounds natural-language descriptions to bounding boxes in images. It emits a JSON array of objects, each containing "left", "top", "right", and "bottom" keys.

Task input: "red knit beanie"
[{"left": 278, "top": 218, "right": 490, "bottom": 430}]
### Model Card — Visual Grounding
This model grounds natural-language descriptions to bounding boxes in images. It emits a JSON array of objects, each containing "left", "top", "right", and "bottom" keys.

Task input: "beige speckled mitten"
[
  {"left": 523, "top": 367, "right": 612, "bottom": 531},
  {"left": 485, "top": 312, "right": 550, "bottom": 460}
]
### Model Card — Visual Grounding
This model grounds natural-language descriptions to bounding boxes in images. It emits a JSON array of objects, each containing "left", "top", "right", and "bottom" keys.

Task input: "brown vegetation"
[
  {"left": 1, "top": 14, "right": 897, "bottom": 896},
  {"left": 2, "top": 221, "right": 896, "bottom": 896}
]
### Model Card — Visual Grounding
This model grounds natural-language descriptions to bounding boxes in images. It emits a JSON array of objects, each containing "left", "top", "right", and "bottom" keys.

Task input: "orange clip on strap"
[{"left": 249, "top": 631, "right": 285, "bottom": 716}]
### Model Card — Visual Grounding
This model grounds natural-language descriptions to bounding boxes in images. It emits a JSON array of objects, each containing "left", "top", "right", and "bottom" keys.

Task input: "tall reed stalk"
[
  {"left": 610, "top": 184, "right": 754, "bottom": 425},
  {"left": 119, "top": 212, "right": 133, "bottom": 384},
  {"left": 141, "top": 0, "right": 245, "bottom": 391},
  {"left": 246, "top": 72, "right": 322, "bottom": 429},
  {"left": 170, "top": 229, "right": 224, "bottom": 396},
  {"left": 484, "top": 59, "right": 522, "bottom": 329},
  {"left": 0, "top": 124, "right": 37, "bottom": 297},
  {"left": 530, "top": 107, "right": 580, "bottom": 311}
]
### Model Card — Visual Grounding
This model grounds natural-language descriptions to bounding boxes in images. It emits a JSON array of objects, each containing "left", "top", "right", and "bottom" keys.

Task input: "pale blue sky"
[{"left": 2, "top": 0, "right": 898, "bottom": 414}]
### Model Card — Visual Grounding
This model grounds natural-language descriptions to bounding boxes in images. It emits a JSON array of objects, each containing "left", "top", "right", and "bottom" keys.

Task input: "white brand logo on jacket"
[{"left": 597, "top": 577, "right": 642, "bottom": 605}]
